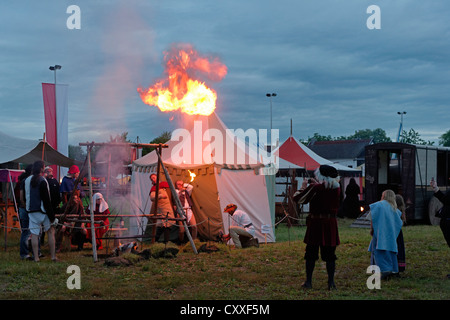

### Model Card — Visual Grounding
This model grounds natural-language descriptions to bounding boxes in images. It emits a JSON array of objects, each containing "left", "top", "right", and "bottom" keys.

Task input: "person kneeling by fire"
[{"left": 221, "top": 204, "right": 259, "bottom": 248}]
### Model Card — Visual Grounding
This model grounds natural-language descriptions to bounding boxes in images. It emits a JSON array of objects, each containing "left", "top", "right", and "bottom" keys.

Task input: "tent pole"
[
  {"left": 151, "top": 145, "right": 162, "bottom": 244},
  {"left": 42, "top": 133, "right": 46, "bottom": 161},
  {"left": 4, "top": 182, "right": 8, "bottom": 251},
  {"left": 88, "top": 145, "right": 98, "bottom": 262},
  {"left": 155, "top": 149, "right": 198, "bottom": 255},
  {"left": 107, "top": 152, "right": 111, "bottom": 201}
]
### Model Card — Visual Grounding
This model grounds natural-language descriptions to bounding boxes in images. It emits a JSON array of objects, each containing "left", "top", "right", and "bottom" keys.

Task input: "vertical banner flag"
[{"left": 42, "top": 83, "right": 69, "bottom": 180}]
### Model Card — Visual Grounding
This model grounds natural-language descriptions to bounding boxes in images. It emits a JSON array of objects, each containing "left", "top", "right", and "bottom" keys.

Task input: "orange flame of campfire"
[
  {"left": 138, "top": 44, "right": 227, "bottom": 116},
  {"left": 188, "top": 170, "right": 196, "bottom": 182}
]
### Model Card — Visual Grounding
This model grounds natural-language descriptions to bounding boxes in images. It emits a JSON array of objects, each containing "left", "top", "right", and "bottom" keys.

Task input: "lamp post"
[
  {"left": 397, "top": 111, "right": 406, "bottom": 142},
  {"left": 49, "top": 65, "right": 62, "bottom": 84},
  {"left": 266, "top": 93, "right": 277, "bottom": 151},
  {"left": 49, "top": 65, "right": 62, "bottom": 179}
]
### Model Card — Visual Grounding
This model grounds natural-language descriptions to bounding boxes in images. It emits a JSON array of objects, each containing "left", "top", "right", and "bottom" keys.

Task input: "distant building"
[{"left": 307, "top": 139, "right": 373, "bottom": 169}]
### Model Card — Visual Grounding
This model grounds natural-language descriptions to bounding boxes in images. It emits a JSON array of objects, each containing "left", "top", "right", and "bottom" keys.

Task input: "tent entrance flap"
[{"left": 164, "top": 164, "right": 223, "bottom": 241}]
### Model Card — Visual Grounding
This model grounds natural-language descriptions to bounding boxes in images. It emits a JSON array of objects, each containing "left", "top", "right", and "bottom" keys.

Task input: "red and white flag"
[{"left": 42, "top": 83, "right": 69, "bottom": 180}]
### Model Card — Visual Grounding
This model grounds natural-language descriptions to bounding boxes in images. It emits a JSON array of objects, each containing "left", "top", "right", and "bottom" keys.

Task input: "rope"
[
  {"left": 2, "top": 213, "right": 298, "bottom": 232},
  {"left": 3, "top": 207, "right": 303, "bottom": 235}
]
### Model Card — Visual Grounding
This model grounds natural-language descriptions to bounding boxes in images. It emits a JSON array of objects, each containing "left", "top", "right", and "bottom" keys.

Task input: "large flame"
[{"left": 138, "top": 44, "right": 227, "bottom": 116}]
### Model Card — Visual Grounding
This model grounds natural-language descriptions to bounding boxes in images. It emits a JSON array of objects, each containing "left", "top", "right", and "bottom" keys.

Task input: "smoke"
[
  {"left": 92, "top": 141, "right": 136, "bottom": 237},
  {"left": 87, "top": 2, "right": 157, "bottom": 141}
]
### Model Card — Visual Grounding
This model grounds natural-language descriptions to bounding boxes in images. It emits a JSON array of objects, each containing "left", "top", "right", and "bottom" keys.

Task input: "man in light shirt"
[{"left": 223, "top": 204, "right": 257, "bottom": 248}]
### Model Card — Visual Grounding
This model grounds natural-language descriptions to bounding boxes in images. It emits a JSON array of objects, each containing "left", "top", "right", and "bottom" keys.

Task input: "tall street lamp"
[
  {"left": 49, "top": 65, "right": 62, "bottom": 84},
  {"left": 48, "top": 65, "right": 62, "bottom": 179},
  {"left": 266, "top": 93, "right": 277, "bottom": 151},
  {"left": 397, "top": 111, "right": 406, "bottom": 142}
]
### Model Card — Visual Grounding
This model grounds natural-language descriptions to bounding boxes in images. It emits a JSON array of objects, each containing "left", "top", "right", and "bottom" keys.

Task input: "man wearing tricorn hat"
[{"left": 293, "top": 164, "right": 341, "bottom": 290}]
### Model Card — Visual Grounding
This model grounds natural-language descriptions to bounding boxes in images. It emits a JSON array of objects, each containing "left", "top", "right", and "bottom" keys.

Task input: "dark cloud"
[{"left": 0, "top": 0, "right": 449, "bottom": 147}]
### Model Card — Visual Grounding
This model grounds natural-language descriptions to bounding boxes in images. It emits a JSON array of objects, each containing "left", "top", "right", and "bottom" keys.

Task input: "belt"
[
  {"left": 308, "top": 214, "right": 336, "bottom": 219},
  {"left": 244, "top": 223, "right": 253, "bottom": 228}
]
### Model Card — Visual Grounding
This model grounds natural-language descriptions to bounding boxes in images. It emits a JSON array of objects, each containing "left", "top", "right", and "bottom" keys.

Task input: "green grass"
[{"left": 0, "top": 218, "right": 449, "bottom": 300}]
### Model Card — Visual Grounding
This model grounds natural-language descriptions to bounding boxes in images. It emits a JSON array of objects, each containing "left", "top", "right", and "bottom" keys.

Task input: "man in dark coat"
[
  {"left": 430, "top": 179, "right": 450, "bottom": 279},
  {"left": 43, "top": 167, "right": 61, "bottom": 245},
  {"left": 293, "top": 165, "right": 341, "bottom": 290}
]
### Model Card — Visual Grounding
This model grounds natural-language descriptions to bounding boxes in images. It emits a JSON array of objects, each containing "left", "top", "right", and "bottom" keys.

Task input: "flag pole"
[{"left": 42, "top": 133, "right": 46, "bottom": 161}]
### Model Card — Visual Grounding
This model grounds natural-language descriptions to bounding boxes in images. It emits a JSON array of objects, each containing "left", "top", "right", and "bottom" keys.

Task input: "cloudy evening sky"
[{"left": 1, "top": 0, "right": 449, "bottom": 147}]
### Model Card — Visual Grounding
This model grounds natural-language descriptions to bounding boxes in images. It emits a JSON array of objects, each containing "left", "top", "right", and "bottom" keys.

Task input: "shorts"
[
  {"left": 28, "top": 211, "right": 51, "bottom": 235},
  {"left": 304, "top": 244, "right": 337, "bottom": 262}
]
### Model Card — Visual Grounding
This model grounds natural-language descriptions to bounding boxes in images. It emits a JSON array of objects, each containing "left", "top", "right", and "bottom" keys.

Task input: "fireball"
[{"left": 138, "top": 44, "right": 227, "bottom": 116}]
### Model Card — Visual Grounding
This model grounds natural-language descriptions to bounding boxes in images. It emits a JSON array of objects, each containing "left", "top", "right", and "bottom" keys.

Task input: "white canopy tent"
[{"left": 130, "top": 112, "right": 276, "bottom": 243}]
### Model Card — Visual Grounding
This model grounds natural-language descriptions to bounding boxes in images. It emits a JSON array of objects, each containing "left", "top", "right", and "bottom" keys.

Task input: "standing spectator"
[
  {"left": 395, "top": 194, "right": 407, "bottom": 273},
  {"left": 430, "top": 178, "right": 450, "bottom": 279},
  {"left": 17, "top": 164, "right": 33, "bottom": 260},
  {"left": 60, "top": 165, "right": 84, "bottom": 204},
  {"left": 175, "top": 180, "right": 197, "bottom": 241},
  {"left": 293, "top": 165, "right": 341, "bottom": 290},
  {"left": 342, "top": 178, "right": 361, "bottom": 218},
  {"left": 41, "top": 166, "right": 61, "bottom": 245},
  {"left": 368, "top": 189, "right": 403, "bottom": 280},
  {"left": 24, "top": 161, "right": 58, "bottom": 262},
  {"left": 150, "top": 178, "right": 176, "bottom": 243},
  {"left": 44, "top": 167, "right": 61, "bottom": 213}
]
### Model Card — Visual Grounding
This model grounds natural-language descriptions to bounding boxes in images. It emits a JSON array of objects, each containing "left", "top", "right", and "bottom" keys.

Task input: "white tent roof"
[{"left": 133, "top": 112, "right": 264, "bottom": 171}]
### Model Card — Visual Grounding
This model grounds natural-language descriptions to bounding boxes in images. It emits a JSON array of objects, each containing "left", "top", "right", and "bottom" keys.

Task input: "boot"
[
  {"left": 326, "top": 260, "right": 337, "bottom": 290},
  {"left": 302, "top": 260, "right": 315, "bottom": 288},
  {"left": 163, "top": 228, "right": 170, "bottom": 244}
]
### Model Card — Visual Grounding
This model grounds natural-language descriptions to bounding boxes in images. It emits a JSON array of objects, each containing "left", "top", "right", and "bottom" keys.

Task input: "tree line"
[{"left": 301, "top": 128, "right": 450, "bottom": 147}]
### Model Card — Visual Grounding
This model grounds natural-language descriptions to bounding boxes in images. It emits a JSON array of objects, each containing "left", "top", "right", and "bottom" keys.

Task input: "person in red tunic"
[
  {"left": 293, "top": 165, "right": 341, "bottom": 290},
  {"left": 85, "top": 193, "right": 110, "bottom": 250}
]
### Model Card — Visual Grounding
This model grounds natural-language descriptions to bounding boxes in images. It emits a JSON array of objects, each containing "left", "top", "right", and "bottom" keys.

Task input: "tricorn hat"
[{"left": 319, "top": 165, "right": 338, "bottom": 178}]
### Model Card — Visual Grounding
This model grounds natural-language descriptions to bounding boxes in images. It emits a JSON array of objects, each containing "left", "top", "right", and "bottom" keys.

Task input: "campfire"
[
  {"left": 137, "top": 44, "right": 227, "bottom": 116},
  {"left": 188, "top": 169, "right": 196, "bottom": 182}
]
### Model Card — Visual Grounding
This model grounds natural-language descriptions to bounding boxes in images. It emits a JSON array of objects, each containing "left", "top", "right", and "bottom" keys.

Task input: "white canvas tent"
[{"left": 130, "top": 112, "right": 276, "bottom": 243}]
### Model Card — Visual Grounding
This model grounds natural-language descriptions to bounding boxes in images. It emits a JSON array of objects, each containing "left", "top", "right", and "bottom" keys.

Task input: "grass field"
[{"left": 0, "top": 218, "right": 449, "bottom": 301}]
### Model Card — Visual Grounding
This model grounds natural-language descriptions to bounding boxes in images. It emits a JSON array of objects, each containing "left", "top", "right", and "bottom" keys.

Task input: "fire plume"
[{"left": 138, "top": 44, "right": 227, "bottom": 116}]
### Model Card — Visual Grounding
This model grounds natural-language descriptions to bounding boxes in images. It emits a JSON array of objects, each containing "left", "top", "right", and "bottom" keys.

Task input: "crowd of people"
[
  {"left": 293, "top": 164, "right": 450, "bottom": 290},
  {"left": 13, "top": 160, "right": 449, "bottom": 285},
  {"left": 16, "top": 161, "right": 110, "bottom": 262}
]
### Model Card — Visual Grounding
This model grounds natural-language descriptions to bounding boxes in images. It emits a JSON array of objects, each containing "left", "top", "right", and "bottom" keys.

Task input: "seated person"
[
  {"left": 58, "top": 190, "right": 87, "bottom": 251},
  {"left": 85, "top": 193, "right": 110, "bottom": 250}
]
